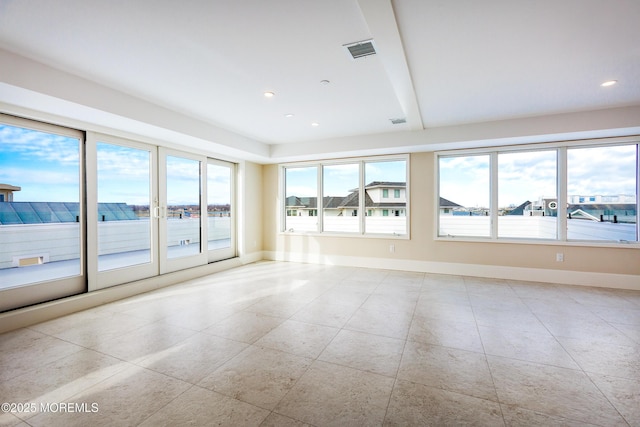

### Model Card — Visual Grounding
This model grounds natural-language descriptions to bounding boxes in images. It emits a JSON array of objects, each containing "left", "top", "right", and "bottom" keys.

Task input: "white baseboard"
[
  {"left": 0, "top": 253, "right": 263, "bottom": 334},
  {"left": 263, "top": 251, "right": 640, "bottom": 291}
]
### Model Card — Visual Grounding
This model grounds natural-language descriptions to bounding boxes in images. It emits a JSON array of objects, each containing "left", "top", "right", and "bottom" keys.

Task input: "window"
[
  {"left": 284, "top": 166, "right": 317, "bottom": 232},
  {"left": 1, "top": 115, "right": 239, "bottom": 312},
  {"left": 0, "top": 117, "right": 85, "bottom": 312},
  {"left": 438, "top": 155, "right": 490, "bottom": 237},
  {"left": 166, "top": 155, "right": 202, "bottom": 259},
  {"left": 207, "top": 160, "right": 234, "bottom": 254},
  {"left": 567, "top": 145, "right": 637, "bottom": 241},
  {"left": 437, "top": 139, "right": 639, "bottom": 244},
  {"left": 281, "top": 155, "right": 409, "bottom": 236},
  {"left": 97, "top": 142, "right": 152, "bottom": 271},
  {"left": 0, "top": 121, "right": 83, "bottom": 286},
  {"left": 323, "top": 163, "right": 360, "bottom": 233},
  {"left": 365, "top": 159, "right": 407, "bottom": 235},
  {"left": 498, "top": 150, "right": 557, "bottom": 239}
]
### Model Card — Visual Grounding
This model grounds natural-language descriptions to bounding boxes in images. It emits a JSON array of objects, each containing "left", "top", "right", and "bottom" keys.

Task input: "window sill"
[
  {"left": 435, "top": 235, "right": 640, "bottom": 249},
  {"left": 280, "top": 230, "right": 410, "bottom": 240}
]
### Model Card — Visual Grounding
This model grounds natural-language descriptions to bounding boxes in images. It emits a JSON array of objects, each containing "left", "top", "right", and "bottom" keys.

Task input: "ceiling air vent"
[
  {"left": 344, "top": 39, "right": 376, "bottom": 60},
  {"left": 390, "top": 118, "right": 406, "bottom": 125}
]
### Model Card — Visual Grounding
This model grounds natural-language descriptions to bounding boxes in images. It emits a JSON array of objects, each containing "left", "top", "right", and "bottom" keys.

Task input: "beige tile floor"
[{"left": 1, "top": 261, "right": 639, "bottom": 426}]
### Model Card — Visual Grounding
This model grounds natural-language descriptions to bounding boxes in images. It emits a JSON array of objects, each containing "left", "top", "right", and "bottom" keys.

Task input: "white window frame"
[
  {"left": 435, "top": 136, "right": 640, "bottom": 247},
  {"left": 280, "top": 154, "right": 410, "bottom": 239}
]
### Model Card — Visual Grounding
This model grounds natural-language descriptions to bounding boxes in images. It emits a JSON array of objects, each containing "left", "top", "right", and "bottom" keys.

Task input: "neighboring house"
[
  {"left": 517, "top": 195, "right": 636, "bottom": 223},
  {"left": 285, "top": 196, "right": 318, "bottom": 217},
  {"left": 0, "top": 183, "right": 20, "bottom": 202},
  {"left": 286, "top": 181, "right": 408, "bottom": 218},
  {"left": 286, "top": 187, "right": 467, "bottom": 218},
  {"left": 506, "top": 200, "right": 533, "bottom": 216},
  {"left": 568, "top": 200, "right": 636, "bottom": 223},
  {"left": 439, "top": 197, "right": 463, "bottom": 216}
]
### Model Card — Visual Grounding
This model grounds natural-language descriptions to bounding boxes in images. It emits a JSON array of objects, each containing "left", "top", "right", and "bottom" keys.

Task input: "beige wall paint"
[
  {"left": 240, "top": 161, "right": 263, "bottom": 256},
  {"left": 262, "top": 153, "right": 640, "bottom": 281}
]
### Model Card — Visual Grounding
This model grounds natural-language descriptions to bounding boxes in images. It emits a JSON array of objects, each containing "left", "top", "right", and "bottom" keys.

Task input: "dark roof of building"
[
  {"left": 568, "top": 203, "right": 636, "bottom": 211},
  {"left": 323, "top": 196, "right": 343, "bottom": 209},
  {"left": 439, "top": 197, "right": 463, "bottom": 208},
  {"left": 287, "top": 192, "right": 459, "bottom": 210},
  {"left": 506, "top": 200, "right": 531, "bottom": 215},
  {"left": 365, "top": 181, "right": 405, "bottom": 188},
  {"left": 286, "top": 196, "right": 319, "bottom": 209},
  {"left": 337, "top": 191, "right": 373, "bottom": 208}
]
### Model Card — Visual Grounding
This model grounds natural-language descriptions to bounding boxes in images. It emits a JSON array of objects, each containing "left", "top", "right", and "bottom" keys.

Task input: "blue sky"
[
  {"left": 1, "top": 125, "right": 231, "bottom": 206},
  {"left": 286, "top": 160, "right": 407, "bottom": 198},
  {"left": 97, "top": 142, "right": 150, "bottom": 205},
  {"left": 2, "top": 123, "right": 636, "bottom": 208},
  {"left": 441, "top": 146, "right": 637, "bottom": 208},
  {"left": 0, "top": 124, "right": 80, "bottom": 202}
]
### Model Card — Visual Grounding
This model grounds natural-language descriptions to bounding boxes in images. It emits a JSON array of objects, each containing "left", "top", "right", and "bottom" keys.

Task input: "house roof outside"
[
  {"left": 569, "top": 203, "right": 636, "bottom": 211},
  {"left": 287, "top": 189, "right": 463, "bottom": 210},
  {"left": 506, "top": 200, "right": 532, "bottom": 215},
  {"left": 365, "top": 181, "right": 405, "bottom": 189},
  {"left": 0, "top": 202, "right": 138, "bottom": 225},
  {"left": 439, "top": 197, "right": 463, "bottom": 208},
  {"left": 0, "top": 184, "right": 21, "bottom": 192}
]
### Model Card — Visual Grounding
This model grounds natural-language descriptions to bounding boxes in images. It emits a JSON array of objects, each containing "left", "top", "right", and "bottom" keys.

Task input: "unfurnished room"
[{"left": 0, "top": 1, "right": 639, "bottom": 426}]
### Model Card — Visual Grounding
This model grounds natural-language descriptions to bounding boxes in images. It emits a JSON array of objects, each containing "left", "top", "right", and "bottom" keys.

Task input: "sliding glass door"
[
  {"left": 207, "top": 159, "right": 235, "bottom": 262},
  {"left": 88, "top": 134, "right": 159, "bottom": 290},
  {"left": 2, "top": 122, "right": 237, "bottom": 310},
  {"left": 0, "top": 115, "right": 85, "bottom": 311},
  {"left": 160, "top": 149, "right": 207, "bottom": 273}
]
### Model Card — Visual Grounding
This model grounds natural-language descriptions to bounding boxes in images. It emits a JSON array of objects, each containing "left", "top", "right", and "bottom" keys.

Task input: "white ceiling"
[{"left": 0, "top": 0, "right": 639, "bottom": 162}]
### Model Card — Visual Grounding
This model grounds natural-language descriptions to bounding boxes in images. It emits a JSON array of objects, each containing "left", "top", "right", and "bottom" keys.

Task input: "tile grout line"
[{"left": 468, "top": 276, "right": 507, "bottom": 426}]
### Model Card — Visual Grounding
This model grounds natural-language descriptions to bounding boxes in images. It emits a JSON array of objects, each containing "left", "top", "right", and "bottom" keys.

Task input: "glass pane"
[
  {"left": 97, "top": 143, "right": 151, "bottom": 271},
  {"left": 364, "top": 160, "right": 407, "bottom": 234},
  {"left": 284, "top": 166, "right": 318, "bottom": 232},
  {"left": 323, "top": 163, "right": 360, "bottom": 233},
  {"left": 498, "top": 151, "right": 557, "bottom": 239},
  {"left": 167, "top": 155, "right": 202, "bottom": 258},
  {"left": 207, "top": 163, "right": 232, "bottom": 250},
  {"left": 0, "top": 123, "right": 81, "bottom": 288},
  {"left": 567, "top": 145, "right": 637, "bottom": 241},
  {"left": 439, "top": 155, "right": 490, "bottom": 237}
]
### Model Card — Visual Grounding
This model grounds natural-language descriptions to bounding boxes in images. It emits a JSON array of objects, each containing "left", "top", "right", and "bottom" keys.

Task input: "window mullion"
[
  {"left": 359, "top": 161, "right": 365, "bottom": 234},
  {"left": 318, "top": 165, "right": 324, "bottom": 233},
  {"left": 281, "top": 166, "right": 288, "bottom": 232},
  {"left": 557, "top": 147, "right": 568, "bottom": 241},
  {"left": 636, "top": 144, "right": 640, "bottom": 242},
  {"left": 490, "top": 152, "right": 498, "bottom": 239}
]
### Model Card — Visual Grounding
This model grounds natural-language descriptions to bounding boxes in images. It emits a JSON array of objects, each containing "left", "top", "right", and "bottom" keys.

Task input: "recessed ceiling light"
[
  {"left": 311, "top": 122, "right": 319, "bottom": 127},
  {"left": 284, "top": 114, "right": 294, "bottom": 118},
  {"left": 264, "top": 91, "right": 275, "bottom": 98},
  {"left": 320, "top": 80, "right": 330, "bottom": 85},
  {"left": 601, "top": 80, "right": 617, "bottom": 87}
]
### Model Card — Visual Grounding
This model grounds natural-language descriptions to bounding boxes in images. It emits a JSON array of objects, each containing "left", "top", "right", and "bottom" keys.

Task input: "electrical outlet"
[
  {"left": 389, "top": 244, "right": 395, "bottom": 253},
  {"left": 556, "top": 253, "right": 564, "bottom": 262}
]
